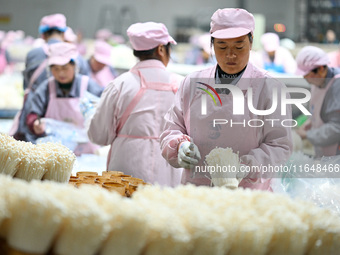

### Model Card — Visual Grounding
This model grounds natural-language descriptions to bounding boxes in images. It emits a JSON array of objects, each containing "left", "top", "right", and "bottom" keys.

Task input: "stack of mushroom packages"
[
  {"left": 0, "top": 132, "right": 75, "bottom": 183},
  {"left": 0, "top": 173, "right": 339, "bottom": 255}
]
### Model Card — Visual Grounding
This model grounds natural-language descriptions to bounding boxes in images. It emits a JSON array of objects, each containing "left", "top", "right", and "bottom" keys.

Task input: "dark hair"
[
  {"left": 211, "top": 32, "right": 253, "bottom": 44},
  {"left": 311, "top": 67, "right": 318, "bottom": 73},
  {"left": 311, "top": 65, "right": 326, "bottom": 73},
  {"left": 43, "top": 28, "right": 64, "bottom": 37},
  {"left": 50, "top": 59, "right": 75, "bottom": 68},
  {"left": 133, "top": 42, "right": 171, "bottom": 59}
]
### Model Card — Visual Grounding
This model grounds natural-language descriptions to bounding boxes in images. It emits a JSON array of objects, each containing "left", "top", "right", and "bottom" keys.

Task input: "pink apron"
[
  {"left": 186, "top": 69, "right": 272, "bottom": 190},
  {"left": 106, "top": 69, "right": 177, "bottom": 170},
  {"left": 91, "top": 66, "right": 115, "bottom": 88},
  {"left": 9, "top": 44, "right": 49, "bottom": 136},
  {"left": 45, "top": 76, "right": 99, "bottom": 156},
  {"left": 309, "top": 74, "right": 340, "bottom": 157}
]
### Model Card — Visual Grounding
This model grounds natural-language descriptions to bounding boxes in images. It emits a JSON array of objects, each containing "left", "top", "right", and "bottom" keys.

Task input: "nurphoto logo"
[{"left": 197, "top": 81, "right": 312, "bottom": 128}]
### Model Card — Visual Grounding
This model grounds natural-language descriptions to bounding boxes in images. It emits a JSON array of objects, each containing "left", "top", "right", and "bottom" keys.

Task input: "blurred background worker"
[
  {"left": 83, "top": 40, "right": 118, "bottom": 88},
  {"left": 11, "top": 13, "right": 68, "bottom": 141},
  {"left": 251, "top": 32, "right": 297, "bottom": 74},
  {"left": 23, "top": 13, "right": 67, "bottom": 91},
  {"left": 0, "top": 30, "right": 12, "bottom": 74},
  {"left": 64, "top": 26, "right": 87, "bottom": 56},
  {"left": 10, "top": 13, "right": 88, "bottom": 141},
  {"left": 88, "top": 22, "right": 184, "bottom": 187},
  {"left": 184, "top": 33, "right": 216, "bottom": 66},
  {"left": 295, "top": 46, "right": 340, "bottom": 158},
  {"left": 26, "top": 42, "right": 103, "bottom": 155}
]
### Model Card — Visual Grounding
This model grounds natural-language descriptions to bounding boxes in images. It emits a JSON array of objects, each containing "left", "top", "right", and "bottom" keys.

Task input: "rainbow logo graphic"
[{"left": 196, "top": 82, "right": 222, "bottom": 106}]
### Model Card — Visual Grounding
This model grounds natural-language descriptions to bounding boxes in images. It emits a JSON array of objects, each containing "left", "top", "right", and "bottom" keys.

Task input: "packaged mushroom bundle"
[{"left": 0, "top": 133, "right": 76, "bottom": 183}]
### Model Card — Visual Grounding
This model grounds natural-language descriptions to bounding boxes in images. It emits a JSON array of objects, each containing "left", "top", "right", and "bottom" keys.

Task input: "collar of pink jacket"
[{"left": 131, "top": 59, "right": 167, "bottom": 72}]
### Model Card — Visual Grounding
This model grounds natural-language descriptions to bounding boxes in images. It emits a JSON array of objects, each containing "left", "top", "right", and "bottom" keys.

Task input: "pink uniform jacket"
[
  {"left": 309, "top": 74, "right": 340, "bottom": 157},
  {"left": 327, "top": 51, "right": 340, "bottom": 68},
  {"left": 251, "top": 47, "right": 297, "bottom": 74},
  {"left": 88, "top": 60, "right": 184, "bottom": 187},
  {"left": 160, "top": 62, "right": 293, "bottom": 190}
]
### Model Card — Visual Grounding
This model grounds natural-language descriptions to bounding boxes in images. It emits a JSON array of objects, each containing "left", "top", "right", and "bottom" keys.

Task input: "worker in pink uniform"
[
  {"left": 11, "top": 14, "right": 89, "bottom": 142},
  {"left": 160, "top": 8, "right": 293, "bottom": 190},
  {"left": 83, "top": 40, "right": 118, "bottom": 88},
  {"left": 252, "top": 32, "right": 297, "bottom": 74},
  {"left": 88, "top": 22, "right": 184, "bottom": 187},
  {"left": 26, "top": 42, "right": 103, "bottom": 155},
  {"left": 295, "top": 46, "right": 340, "bottom": 158}
]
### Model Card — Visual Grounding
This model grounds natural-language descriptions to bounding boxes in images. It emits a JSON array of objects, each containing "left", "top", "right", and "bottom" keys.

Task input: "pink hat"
[
  {"left": 127, "top": 22, "right": 176, "bottom": 51},
  {"left": 39, "top": 13, "right": 67, "bottom": 34},
  {"left": 48, "top": 42, "right": 78, "bottom": 66},
  {"left": 64, "top": 27, "right": 77, "bottom": 43},
  {"left": 198, "top": 33, "right": 213, "bottom": 55},
  {"left": 261, "top": 33, "right": 280, "bottom": 52},
  {"left": 210, "top": 8, "right": 255, "bottom": 39},
  {"left": 93, "top": 40, "right": 112, "bottom": 66},
  {"left": 295, "top": 46, "right": 329, "bottom": 76},
  {"left": 95, "top": 28, "right": 113, "bottom": 41}
]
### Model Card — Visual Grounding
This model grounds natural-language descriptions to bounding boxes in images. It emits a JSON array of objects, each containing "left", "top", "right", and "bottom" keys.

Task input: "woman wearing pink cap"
[
  {"left": 25, "top": 42, "right": 103, "bottom": 155},
  {"left": 83, "top": 40, "right": 117, "bottom": 88},
  {"left": 251, "top": 32, "right": 297, "bottom": 74},
  {"left": 11, "top": 14, "right": 89, "bottom": 142},
  {"left": 88, "top": 22, "right": 184, "bottom": 187},
  {"left": 160, "top": 8, "right": 293, "bottom": 190},
  {"left": 295, "top": 46, "right": 340, "bottom": 158}
]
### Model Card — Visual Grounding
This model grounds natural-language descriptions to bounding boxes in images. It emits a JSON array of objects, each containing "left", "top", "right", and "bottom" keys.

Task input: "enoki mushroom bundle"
[
  {"left": 205, "top": 147, "right": 241, "bottom": 189},
  {"left": 1, "top": 175, "right": 339, "bottom": 255},
  {"left": 0, "top": 133, "right": 75, "bottom": 183}
]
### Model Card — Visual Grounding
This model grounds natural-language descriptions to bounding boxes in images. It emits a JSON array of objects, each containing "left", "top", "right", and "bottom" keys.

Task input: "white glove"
[
  {"left": 236, "top": 164, "right": 250, "bottom": 182},
  {"left": 210, "top": 167, "right": 238, "bottom": 189},
  {"left": 178, "top": 141, "right": 201, "bottom": 169},
  {"left": 211, "top": 164, "right": 249, "bottom": 189}
]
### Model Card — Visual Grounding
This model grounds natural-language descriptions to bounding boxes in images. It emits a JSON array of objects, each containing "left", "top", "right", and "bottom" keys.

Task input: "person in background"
[
  {"left": 11, "top": 13, "right": 68, "bottom": 141},
  {"left": 88, "top": 22, "right": 184, "bottom": 187},
  {"left": 26, "top": 42, "right": 103, "bottom": 155},
  {"left": 64, "top": 26, "right": 77, "bottom": 44},
  {"left": 64, "top": 26, "right": 87, "bottom": 56},
  {"left": 95, "top": 28, "right": 113, "bottom": 41},
  {"left": 23, "top": 13, "right": 67, "bottom": 91},
  {"left": 11, "top": 14, "right": 89, "bottom": 141},
  {"left": 83, "top": 40, "right": 118, "bottom": 87},
  {"left": 295, "top": 46, "right": 340, "bottom": 158},
  {"left": 0, "top": 30, "right": 10, "bottom": 74},
  {"left": 325, "top": 30, "right": 340, "bottom": 68},
  {"left": 251, "top": 32, "right": 297, "bottom": 74},
  {"left": 160, "top": 8, "right": 293, "bottom": 190},
  {"left": 324, "top": 29, "right": 338, "bottom": 44},
  {"left": 0, "top": 30, "right": 26, "bottom": 74},
  {"left": 327, "top": 48, "right": 340, "bottom": 68},
  {"left": 185, "top": 33, "right": 216, "bottom": 66},
  {"left": 23, "top": 14, "right": 88, "bottom": 91}
]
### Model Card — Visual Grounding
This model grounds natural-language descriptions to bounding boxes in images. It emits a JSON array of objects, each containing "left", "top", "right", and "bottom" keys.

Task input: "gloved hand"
[
  {"left": 210, "top": 164, "right": 239, "bottom": 189},
  {"left": 236, "top": 164, "right": 250, "bottom": 182},
  {"left": 178, "top": 141, "right": 201, "bottom": 169}
]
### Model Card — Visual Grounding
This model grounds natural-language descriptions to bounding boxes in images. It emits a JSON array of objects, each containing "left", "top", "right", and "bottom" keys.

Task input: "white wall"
[
  {"left": 0, "top": 0, "right": 242, "bottom": 39},
  {"left": 248, "top": 0, "right": 298, "bottom": 40}
]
